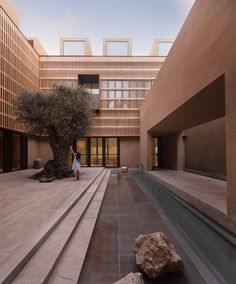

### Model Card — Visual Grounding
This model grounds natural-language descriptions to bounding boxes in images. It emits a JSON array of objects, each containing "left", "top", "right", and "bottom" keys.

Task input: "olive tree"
[{"left": 13, "top": 84, "right": 93, "bottom": 180}]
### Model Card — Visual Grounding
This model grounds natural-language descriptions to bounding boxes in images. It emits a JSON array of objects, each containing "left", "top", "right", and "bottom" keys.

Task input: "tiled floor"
[
  {"left": 79, "top": 173, "right": 206, "bottom": 284},
  {"left": 0, "top": 168, "right": 102, "bottom": 266}
]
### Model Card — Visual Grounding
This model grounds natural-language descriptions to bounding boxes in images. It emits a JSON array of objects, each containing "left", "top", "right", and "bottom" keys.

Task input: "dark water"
[
  {"left": 131, "top": 170, "right": 236, "bottom": 284},
  {"left": 79, "top": 172, "right": 215, "bottom": 284}
]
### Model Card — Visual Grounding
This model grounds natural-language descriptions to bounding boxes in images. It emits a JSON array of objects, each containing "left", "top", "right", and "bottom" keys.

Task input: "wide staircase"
[{"left": 0, "top": 168, "right": 111, "bottom": 284}]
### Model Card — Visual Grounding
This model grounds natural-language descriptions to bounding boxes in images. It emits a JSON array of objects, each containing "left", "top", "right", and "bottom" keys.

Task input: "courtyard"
[
  {"left": 1, "top": 0, "right": 236, "bottom": 283},
  {"left": 0, "top": 168, "right": 235, "bottom": 283}
]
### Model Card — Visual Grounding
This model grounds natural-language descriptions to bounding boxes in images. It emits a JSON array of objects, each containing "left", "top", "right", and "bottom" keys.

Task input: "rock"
[
  {"left": 133, "top": 232, "right": 184, "bottom": 279},
  {"left": 113, "top": 272, "right": 144, "bottom": 284}
]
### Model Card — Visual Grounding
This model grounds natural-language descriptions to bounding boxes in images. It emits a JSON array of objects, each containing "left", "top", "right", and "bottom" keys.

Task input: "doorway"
[{"left": 76, "top": 137, "right": 120, "bottom": 167}]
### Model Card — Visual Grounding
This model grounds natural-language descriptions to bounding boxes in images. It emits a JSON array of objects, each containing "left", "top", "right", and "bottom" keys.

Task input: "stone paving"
[
  {"left": 0, "top": 168, "right": 101, "bottom": 266},
  {"left": 0, "top": 167, "right": 235, "bottom": 284}
]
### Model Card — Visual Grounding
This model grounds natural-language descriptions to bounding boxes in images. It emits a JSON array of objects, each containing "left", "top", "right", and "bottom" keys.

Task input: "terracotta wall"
[
  {"left": 28, "top": 138, "right": 38, "bottom": 168},
  {"left": 37, "top": 139, "right": 53, "bottom": 165},
  {"left": 120, "top": 137, "right": 140, "bottom": 168},
  {"left": 28, "top": 137, "right": 52, "bottom": 168},
  {"left": 185, "top": 117, "right": 226, "bottom": 178},
  {"left": 140, "top": 0, "right": 235, "bottom": 169},
  {"left": 139, "top": 0, "right": 236, "bottom": 215}
]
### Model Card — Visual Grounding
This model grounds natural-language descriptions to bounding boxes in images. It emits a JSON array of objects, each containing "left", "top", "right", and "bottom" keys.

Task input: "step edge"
[
  {"left": 0, "top": 168, "right": 105, "bottom": 284},
  {"left": 49, "top": 169, "right": 111, "bottom": 284},
  {"left": 44, "top": 169, "right": 108, "bottom": 283}
]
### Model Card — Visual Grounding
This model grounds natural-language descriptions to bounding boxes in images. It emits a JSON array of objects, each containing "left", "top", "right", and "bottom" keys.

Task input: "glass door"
[
  {"left": 77, "top": 138, "right": 88, "bottom": 166},
  {"left": 90, "top": 138, "right": 103, "bottom": 166},
  {"left": 152, "top": 138, "right": 158, "bottom": 168},
  {"left": 105, "top": 138, "right": 118, "bottom": 167}
]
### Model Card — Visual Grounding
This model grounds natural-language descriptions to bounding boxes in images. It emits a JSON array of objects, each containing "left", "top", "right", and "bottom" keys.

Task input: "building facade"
[
  {"left": 1, "top": 0, "right": 236, "bottom": 218},
  {"left": 139, "top": 0, "right": 236, "bottom": 216},
  {"left": 0, "top": 1, "right": 40, "bottom": 172},
  {"left": 0, "top": 1, "right": 171, "bottom": 172}
]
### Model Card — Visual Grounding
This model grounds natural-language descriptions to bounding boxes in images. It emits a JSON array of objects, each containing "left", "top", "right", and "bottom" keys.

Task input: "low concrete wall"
[{"left": 120, "top": 137, "right": 140, "bottom": 168}]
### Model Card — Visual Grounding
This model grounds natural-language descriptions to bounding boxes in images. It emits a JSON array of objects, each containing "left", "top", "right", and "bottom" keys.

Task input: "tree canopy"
[
  {"left": 13, "top": 84, "right": 94, "bottom": 180},
  {"left": 14, "top": 84, "right": 93, "bottom": 145}
]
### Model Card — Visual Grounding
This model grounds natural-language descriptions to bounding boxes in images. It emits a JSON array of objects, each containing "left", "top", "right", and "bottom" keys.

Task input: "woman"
[{"left": 70, "top": 146, "right": 81, "bottom": 180}]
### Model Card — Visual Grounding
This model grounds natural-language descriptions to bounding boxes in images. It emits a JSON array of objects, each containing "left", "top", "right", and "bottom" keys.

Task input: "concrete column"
[
  {"left": 159, "top": 132, "right": 184, "bottom": 170},
  {"left": 140, "top": 131, "right": 152, "bottom": 171},
  {"left": 225, "top": 71, "right": 236, "bottom": 216},
  {"left": 177, "top": 131, "right": 186, "bottom": 171},
  {"left": 146, "top": 132, "right": 152, "bottom": 171}
]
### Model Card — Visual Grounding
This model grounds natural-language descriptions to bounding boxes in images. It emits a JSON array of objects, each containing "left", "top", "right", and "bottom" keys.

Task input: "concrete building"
[
  {"left": 0, "top": 0, "right": 235, "bottom": 218},
  {"left": 140, "top": 0, "right": 236, "bottom": 217},
  {"left": 0, "top": 0, "right": 171, "bottom": 171},
  {"left": 0, "top": 0, "right": 40, "bottom": 172}
]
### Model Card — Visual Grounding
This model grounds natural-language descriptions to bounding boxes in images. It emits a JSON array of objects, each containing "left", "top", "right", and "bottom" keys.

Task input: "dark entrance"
[
  {"left": 0, "top": 129, "right": 28, "bottom": 173},
  {"left": 78, "top": 74, "right": 100, "bottom": 111}
]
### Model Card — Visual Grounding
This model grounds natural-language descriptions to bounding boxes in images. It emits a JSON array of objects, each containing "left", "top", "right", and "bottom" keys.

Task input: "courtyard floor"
[
  {"left": 0, "top": 168, "right": 101, "bottom": 266},
  {"left": 0, "top": 168, "right": 234, "bottom": 283}
]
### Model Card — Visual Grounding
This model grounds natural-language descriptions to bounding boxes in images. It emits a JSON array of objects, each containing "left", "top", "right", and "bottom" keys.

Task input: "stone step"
[
  {"left": 48, "top": 169, "right": 111, "bottom": 284},
  {"left": 0, "top": 168, "right": 105, "bottom": 284},
  {"left": 11, "top": 169, "right": 108, "bottom": 284}
]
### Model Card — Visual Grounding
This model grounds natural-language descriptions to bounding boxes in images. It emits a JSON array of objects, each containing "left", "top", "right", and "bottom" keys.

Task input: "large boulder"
[
  {"left": 133, "top": 232, "right": 184, "bottom": 279},
  {"left": 114, "top": 272, "right": 144, "bottom": 284}
]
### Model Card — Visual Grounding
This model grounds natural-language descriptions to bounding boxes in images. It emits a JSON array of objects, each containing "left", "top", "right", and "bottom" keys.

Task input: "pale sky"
[{"left": 11, "top": 0, "right": 195, "bottom": 55}]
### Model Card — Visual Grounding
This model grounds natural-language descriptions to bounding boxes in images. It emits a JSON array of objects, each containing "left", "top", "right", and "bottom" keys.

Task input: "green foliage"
[{"left": 13, "top": 84, "right": 93, "bottom": 146}]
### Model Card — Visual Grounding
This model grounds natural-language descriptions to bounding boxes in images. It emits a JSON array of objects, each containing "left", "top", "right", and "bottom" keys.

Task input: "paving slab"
[
  {"left": 0, "top": 168, "right": 102, "bottom": 266},
  {"left": 49, "top": 169, "right": 111, "bottom": 284},
  {"left": 12, "top": 169, "right": 108, "bottom": 284}
]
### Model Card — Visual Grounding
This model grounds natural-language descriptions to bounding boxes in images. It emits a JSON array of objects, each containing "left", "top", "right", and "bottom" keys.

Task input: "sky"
[{"left": 11, "top": 0, "right": 195, "bottom": 55}]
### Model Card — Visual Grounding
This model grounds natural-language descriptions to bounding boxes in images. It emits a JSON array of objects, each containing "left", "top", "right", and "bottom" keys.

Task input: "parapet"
[
  {"left": 27, "top": 37, "right": 48, "bottom": 55},
  {"left": 103, "top": 38, "right": 132, "bottom": 56},
  {"left": 60, "top": 37, "right": 92, "bottom": 56},
  {"left": 150, "top": 38, "right": 175, "bottom": 56}
]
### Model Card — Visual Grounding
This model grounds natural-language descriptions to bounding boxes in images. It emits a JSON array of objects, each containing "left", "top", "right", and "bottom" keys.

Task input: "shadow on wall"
[
  {"left": 156, "top": 75, "right": 226, "bottom": 179},
  {"left": 185, "top": 117, "right": 226, "bottom": 179}
]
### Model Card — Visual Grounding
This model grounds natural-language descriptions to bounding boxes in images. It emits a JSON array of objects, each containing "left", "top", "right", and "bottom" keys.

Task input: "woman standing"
[{"left": 70, "top": 146, "right": 81, "bottom": 180}]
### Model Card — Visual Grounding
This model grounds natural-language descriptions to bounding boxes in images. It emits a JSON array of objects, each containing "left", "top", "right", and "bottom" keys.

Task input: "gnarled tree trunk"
[{"left": 32, "top": 131, "right": 73, "bottom": 181}]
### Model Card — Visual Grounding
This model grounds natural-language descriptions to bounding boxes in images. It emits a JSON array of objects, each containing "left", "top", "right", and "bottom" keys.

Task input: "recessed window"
[
  {"left": 106, "top": 41, "right": 129, "bottom": 56},
  {"left": 116, "top": 91, "right": 122, "bottom": 98},
  {"left": 64, "top": 41, "right": 85, "bottom": 55},
  {"left": 116, "top": 81, "right": 122, "bottom": 88}
]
